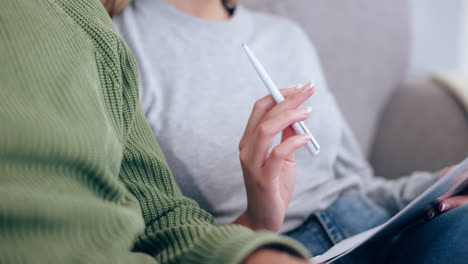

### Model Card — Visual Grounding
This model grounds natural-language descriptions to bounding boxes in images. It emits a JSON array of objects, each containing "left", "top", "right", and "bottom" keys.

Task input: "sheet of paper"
[
  {"left": 309, "top": 157, "right": 468, "bottom": 263},
  {"left": 311, "top": 225, "right": 382, "bottom": 263}
]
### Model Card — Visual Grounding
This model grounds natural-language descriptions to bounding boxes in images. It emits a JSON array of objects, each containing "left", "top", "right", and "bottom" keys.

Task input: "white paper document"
[{"left": 311, "top": 157, "right": 468, "bottom": 263}]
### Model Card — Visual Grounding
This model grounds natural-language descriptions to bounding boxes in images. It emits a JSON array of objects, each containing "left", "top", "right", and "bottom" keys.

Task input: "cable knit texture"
[{"left": 0, "top": 1, "right": 311, "bottom": 263}]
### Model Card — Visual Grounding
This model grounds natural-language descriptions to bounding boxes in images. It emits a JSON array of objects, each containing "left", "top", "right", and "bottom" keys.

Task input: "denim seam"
[{"left": 314, "top": 211, "right": 347, "bottom": 244}]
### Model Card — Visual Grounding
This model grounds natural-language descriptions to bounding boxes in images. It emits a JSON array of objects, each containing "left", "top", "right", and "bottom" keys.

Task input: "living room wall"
[{"left": 409, "top": 0, "right": 466, "bottom": 76}]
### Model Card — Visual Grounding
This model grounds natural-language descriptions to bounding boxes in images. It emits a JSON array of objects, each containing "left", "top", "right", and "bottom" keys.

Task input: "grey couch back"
[{"left": 242, "top": 0, "right": 410, "bottom": 155}]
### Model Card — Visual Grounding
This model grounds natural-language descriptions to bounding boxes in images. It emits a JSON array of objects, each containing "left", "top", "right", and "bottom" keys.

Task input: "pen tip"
[{"left": 242, "top": 43, "right": 246, "bottom": 48}]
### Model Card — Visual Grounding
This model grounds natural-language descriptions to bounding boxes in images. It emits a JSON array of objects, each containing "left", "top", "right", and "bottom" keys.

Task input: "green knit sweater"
[{"left": 0, "top": 1, "right": 310, "bottom": 263}]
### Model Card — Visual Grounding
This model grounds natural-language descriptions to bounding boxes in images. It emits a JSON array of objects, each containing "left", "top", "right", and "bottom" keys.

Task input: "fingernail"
[
  {"left": 301, "top": 81, "right": 315, "bottom": 92},
  {"left": 428, "top": 210, "right": 435, "bottom": 219},
  {"left": 299, "top": 107, "right": 313, "bottom": 114},
  {"left": 289, "top": 83, "right": 303, "bottom": 90},
  {"left": 439, "top": 203, "right": 450, "bottom": 213},
  {"left": 310, "top": 80, "right": 317, "bottom": 88}
]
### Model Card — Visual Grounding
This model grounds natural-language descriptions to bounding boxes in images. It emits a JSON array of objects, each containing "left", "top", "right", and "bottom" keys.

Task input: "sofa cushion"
[{"left": 370, "top": 79, "right": 468, "bottom": 178}]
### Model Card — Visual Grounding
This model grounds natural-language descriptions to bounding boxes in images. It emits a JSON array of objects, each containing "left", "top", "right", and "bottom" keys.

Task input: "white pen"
[{"left": 242, "top": 43, "right": 320, "bottom": 156}]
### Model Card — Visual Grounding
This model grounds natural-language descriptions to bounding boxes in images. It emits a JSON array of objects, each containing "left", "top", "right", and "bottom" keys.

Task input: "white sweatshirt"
[{"left": 113, "top": 0, "right": 437, "bottom": 232}]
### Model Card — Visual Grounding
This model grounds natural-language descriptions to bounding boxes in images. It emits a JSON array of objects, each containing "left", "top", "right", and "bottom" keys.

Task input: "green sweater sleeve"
[
  {"left": 119, "top": 100, "right": 311, "bottom": 264},
  {"left": 0, "top": 1, "right": 311, "bottom": 263}
]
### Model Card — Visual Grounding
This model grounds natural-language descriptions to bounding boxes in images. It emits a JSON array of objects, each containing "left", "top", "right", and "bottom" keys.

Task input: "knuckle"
[
  {"left": 238, "top": 139, "right": 245, "bottom": 151},
  {"left": 257, "top": 123, "right": 272, "bottom": 137},
  {"left": 239, "top": 151, "right": 247, "bottom": 163},
  {"left": 239, "top": 150, "right": 251, "bottom": 165},
  {"left": 253, "top": 99, "right": 266, "bottom": 110},
  {"left": 271, "top": 148, "right": 286, "bottom": 160}
]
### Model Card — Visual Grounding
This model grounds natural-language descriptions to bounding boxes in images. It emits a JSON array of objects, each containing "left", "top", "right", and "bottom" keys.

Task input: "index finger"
[
  {"left": 239, "top": 86, "right": 299, "bottom": 150},
  {"left": 263, "top": 82, "right": 315, "bottom": 122}
]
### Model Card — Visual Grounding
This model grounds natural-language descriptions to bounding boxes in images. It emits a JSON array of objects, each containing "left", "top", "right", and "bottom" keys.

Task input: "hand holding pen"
[
  {"left": 233, "top": 83, "right": 316, "bottom": 231},
  {"left": 242, "top": 43, "right": 320, "bottom": 156}
]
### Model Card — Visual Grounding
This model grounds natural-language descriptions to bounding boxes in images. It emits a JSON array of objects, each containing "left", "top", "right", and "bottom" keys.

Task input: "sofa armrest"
[{"left": 369, "top": 79, "right": 468, "bottom": 179}]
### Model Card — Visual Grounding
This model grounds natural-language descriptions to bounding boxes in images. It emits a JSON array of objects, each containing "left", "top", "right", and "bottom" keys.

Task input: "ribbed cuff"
[{"left": 178, "top": 224, "right": 312, "bottom": 264}]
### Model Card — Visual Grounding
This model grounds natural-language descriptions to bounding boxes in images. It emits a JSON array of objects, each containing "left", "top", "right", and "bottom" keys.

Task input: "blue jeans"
[{"left": 284, "top": 193, "right": 468, "bottom": 264}]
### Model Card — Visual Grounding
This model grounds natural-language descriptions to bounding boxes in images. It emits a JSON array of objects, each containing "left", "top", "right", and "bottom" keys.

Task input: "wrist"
[
  {"left": 232, "top": 210, "right": 255, "bottom": 229},
  {"left": 232, "top": 210, "right": 282, "bottom": 232}
]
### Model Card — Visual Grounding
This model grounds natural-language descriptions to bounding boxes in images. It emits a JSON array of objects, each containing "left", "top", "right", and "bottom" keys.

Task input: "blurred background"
[{"left": 410, "top": 0, "right": 468, "bottom": 76}]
